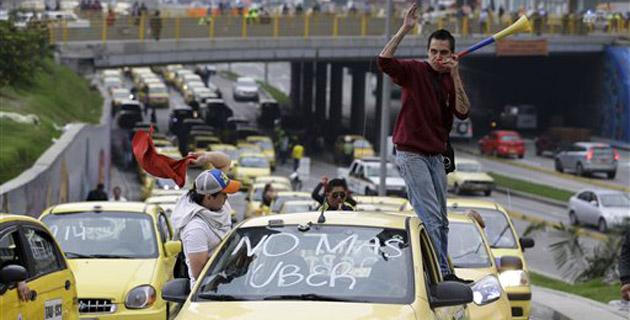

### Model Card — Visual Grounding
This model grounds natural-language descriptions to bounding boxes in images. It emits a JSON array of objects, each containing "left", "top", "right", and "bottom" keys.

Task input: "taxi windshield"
[
  {"left": 149, "top": 86, "right": 167, "bottom": 93},
  {"left": 194, "top": 226, "right": 413, "bottom": 303},
  {"left": 282, "top": 203, "right": 316, "bottom": 213},
  {"left": 457, "top": 162, "right": 482, "bottom": 172},
  {"left": 41, "top": 212, "right": 158, "bottom": 259},
  {"left": 112, "top": 91, "right": 130, "bottom": 100},
  {"left": 252, "top": 140, "right": 273, "bottom": 150},
  {"left": 271, "top": 195, "right": 311, "bottom": 212},
  {"left": 353, "top": 139, "right": 372, "bottom": 148},
  {"left": 239, "top": 157, "right": 268, "bottom": 168},
  {"left": 451, "top": 208, "right": 517, "bottom": 249},
  {"left": 448, "top": 222, "right": 492, "bottom": 268},
  {"left": 155, "top": 178, "right": 180, "bottom": 190}
]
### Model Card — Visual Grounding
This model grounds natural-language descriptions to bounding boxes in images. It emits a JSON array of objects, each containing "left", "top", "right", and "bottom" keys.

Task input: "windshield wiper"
[
  {"left": 197, "top": 293, "right": 247, "bottom": 301},
  {"left": 263, "top": 294, "right": 353, "bottom": 302},
  {"left": 65, "top": 252, "right": 134, "bottom": 259},
  {"left": 64, "top": 251, "right": 95, "bottom": 258}
]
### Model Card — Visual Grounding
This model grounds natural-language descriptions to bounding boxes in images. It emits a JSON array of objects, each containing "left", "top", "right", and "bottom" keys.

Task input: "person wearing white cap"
[{"left": 170, "top": 152, "right": 241, "bottom": 289}]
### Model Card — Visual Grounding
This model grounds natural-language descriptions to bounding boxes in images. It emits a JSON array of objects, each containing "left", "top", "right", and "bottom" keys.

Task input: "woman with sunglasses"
[{"left": 318, "top": 178, "right": 356, "bottom": 211}]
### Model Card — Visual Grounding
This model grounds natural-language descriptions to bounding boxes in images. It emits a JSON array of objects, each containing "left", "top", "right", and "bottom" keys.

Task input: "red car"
[{"left": 478, "top": 130, "right": 525, "bottom": 158}]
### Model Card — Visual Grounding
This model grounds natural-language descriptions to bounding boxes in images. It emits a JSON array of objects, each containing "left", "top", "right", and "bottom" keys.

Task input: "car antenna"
[{"left": 317, "top": 205, "right": 326, "bottom": 224}]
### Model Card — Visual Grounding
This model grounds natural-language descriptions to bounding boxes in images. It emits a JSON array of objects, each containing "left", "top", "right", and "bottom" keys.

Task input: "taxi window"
[
  {"left": 158, "top": 214, "right": 172, "bottom": 243},
  {"left": 448, "top": 222, "right": 492, "bottom": 268},
  {"left": 271, "top": 195, "right": 311, "bottom": 212},
  {"left": 23, "top": 227, "right": 64, "bottom": 278},
  {"left": 194, "top": 226, "right": 413, "bottom": 304},
  {"left": 453, "top": 208, "right": 517, "bottom": 249},
  {"left": 41, "top": 212, "right": 158, "bottom": 259},
  {"left": 239, "top": 157, "right": 269, "bottom": 168},
  {"left": 0, "top": 230, "right": 27, "bottom": 271}
]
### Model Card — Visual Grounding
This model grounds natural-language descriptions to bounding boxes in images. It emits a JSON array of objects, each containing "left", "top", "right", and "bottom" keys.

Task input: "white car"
[
  {"left": 568, "top": 189, "right": 630, "bottom": 233},
  {"left": 41, "top": 11, "right": 90, "bottom": 28},
  {"left": 103, "top": 76, "right": 122, "bottom": 93},
  {"left": 233, "top": 77, "right": 259, "bottom": 101},
  {"left": 339, "top": 158, "right": 406, "bottom": 197}
]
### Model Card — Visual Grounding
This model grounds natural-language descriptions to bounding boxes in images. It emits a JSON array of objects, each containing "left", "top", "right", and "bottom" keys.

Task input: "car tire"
[
  {"left": 484, "top": 189, "right": 492, "bottom": 196},
  {"left": 598, "top": 218, "right": 607, "bottom": 233},
  {"left": 576, "top": 163, "right": 585, "bottom": 177},
  {"left": 518, "top": 154, "right": 524, "bottom": 159},
  {"left": 569, "top": 211, "right": 579, "bottom": 226},
  {"left": 555, "top": 159, "right": 564, "bottom": 173},
  {"left": 607, "top": 171, "right": 616, "bottom": 179}
]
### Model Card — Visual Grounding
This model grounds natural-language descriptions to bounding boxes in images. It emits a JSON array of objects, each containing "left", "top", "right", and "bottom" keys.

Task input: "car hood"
[
  {"left": 453, "top": 172, "right": 494, "bottom": 182},
  {"left": 68, "top": 259, "right": 157, "bottom": 301},
  {"left": 368, "top": 177, "right": 406, "bottom": 188},
  {"left": 178, "top": 301, "right": 416, "bottom": 319},
  {"left": 236, "top": 86, "right": 258, "bottom": 92},
  {"left": 454, "top": 266, "right": 496, "bottom": 282},
  {"left": 603, "top": 207, "right": 630, "bottom": 218}
]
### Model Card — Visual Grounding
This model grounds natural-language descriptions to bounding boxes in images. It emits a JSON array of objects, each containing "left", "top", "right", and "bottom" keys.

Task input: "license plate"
[{"left": 599, "top": 158, "right": 609, "bottom": 162}]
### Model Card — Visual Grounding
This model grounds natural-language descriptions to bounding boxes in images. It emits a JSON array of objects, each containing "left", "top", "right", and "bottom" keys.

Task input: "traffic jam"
[{"left": 0, "top": 62, "right": 626, "bottom": 320}]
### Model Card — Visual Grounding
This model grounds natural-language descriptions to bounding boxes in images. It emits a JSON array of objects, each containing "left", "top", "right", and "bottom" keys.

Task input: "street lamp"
[{"left": 378, "top": 0, "right": 393, "bottom": 196}]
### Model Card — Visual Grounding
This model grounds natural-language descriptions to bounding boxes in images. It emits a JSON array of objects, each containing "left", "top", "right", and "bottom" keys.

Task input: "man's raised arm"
[{"left": 379, "top": 4, "right": 417, "bottom": 58}]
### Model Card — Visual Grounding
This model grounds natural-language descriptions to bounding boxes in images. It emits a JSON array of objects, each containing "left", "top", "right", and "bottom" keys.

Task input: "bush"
[{"left": 0, "top": 21, "right": 51, "bottom": 87}]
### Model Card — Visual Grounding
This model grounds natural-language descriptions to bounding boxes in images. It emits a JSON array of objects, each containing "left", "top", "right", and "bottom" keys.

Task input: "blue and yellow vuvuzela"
[{"left": 456, "top": 15, "right": 533, "bottom": 59}]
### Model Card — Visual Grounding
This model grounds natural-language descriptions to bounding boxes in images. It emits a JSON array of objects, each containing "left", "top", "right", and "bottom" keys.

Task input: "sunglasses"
[{"left": 331, "top": 192, "right": 347, "bottom": 199}]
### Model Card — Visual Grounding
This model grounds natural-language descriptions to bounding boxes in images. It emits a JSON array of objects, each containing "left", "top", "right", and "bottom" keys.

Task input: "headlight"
[
  {"left": 125, "top": 285, "right": 156, "bottom": 309},
  {"left": 498, "top": 270, "right": 530, "bottom": 289},
  {"left": 471, "top": 275, "right": 502, "bottom": 305}
]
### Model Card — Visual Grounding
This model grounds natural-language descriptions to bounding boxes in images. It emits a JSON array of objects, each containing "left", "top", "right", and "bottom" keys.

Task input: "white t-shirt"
[{"left": 180, "top": 201, "right": 232, "bottom": 288}]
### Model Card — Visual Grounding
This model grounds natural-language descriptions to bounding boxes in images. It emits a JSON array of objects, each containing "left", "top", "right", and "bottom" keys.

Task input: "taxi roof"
[
  {"left": 0, "top": 213, "right": 42, "bottom": 224},
  {"left": 251, "top": 182, "right": 290, "bottom": 191},
  {"left": 210, "top": 144, "right": 237, "bottom": 150},
  {"left": 354, "top": 196, "right": 407, "bottom": 205},
  {"left": 44, "top": 202, "right": 157, "bottom": 216},
  {"left": 447, "top": 198, "right": 501, "bottom": 211},
  {"left": 276, "top": 191, "right": 310, "bottom": 197},
  {"left": 239, "top": 211, "right": 413, "bottom": 230},
  {"left": 239, "top": 152, "right": 267, "bottom": 158},
  {"left": 145, "top": 195, "right": 181, "bottom": 204}
]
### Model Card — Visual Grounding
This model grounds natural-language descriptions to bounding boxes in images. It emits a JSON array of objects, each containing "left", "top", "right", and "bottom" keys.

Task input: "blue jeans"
[{"left": 396, "top": 151, "right": 450, "bottom": 276}]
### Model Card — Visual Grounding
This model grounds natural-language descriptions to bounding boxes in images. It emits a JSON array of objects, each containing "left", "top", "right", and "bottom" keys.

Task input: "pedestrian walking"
[
  {"left": 378, "top": 4, "right": 471, "bottom": 281},
  {"left": 291, "top": 142, "right": 304, "bottom": 172},
  {"left": 343, "top": 136, "right": 353, "bottom": 165},
  {"left": 149, "top": 10, "right": 162, "bottom": 41},
  {"left": 110, "top": 186, "right": 127, "bottom": 201},
  {"left": 86, "top": 183, "right": 108, "bottom": 201}
]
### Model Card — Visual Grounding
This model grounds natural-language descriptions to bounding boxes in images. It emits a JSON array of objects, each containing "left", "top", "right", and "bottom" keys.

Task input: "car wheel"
[
  {"left": 569, "top": 211, "right": 579, "bottom": 226},
  {"left": 518, "top": 154, "right": 524, "bottom": 159},
  {"left": 598, "top": 218, "right": 607, "bottom": 233},
  {"left": 607, "top": 171, "right": 616, "bottom": 179},
  {"left": 484, "top": 189, "right": 492, "bottom": 196},
  {"left": 555, "top": 159, "right": 564, "bottom": 173},
  {"left": 576, "top": 163, "right": 585, "bottom": 176}
]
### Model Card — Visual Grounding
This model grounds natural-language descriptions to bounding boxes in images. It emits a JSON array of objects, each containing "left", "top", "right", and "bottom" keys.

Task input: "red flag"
[{"left": 132, "top": 125, "right": 197, "bottom": 188}]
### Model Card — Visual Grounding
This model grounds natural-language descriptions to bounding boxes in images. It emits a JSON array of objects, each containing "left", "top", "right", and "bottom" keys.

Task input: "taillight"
[
  {"left": 614, "top": 150, "right": 620, "bottom": 161},
  {"left": 585, "top": 149, "right": 593, "bottom": 160}
]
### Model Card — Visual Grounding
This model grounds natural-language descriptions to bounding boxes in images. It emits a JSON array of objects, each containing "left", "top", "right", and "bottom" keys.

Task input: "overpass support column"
[
  {"left": 329, "top": 62, "right": 344, "bottom": 130},
  {"left": 314, "top": 62, "right": 328, "bottom": 124},
  {"left": 290, "top": 61, "right": 302, "bottom": 115},
  {"left": 302, "top": 61, "right": 314, "bottom": 119},
  {"left": 350, "top": 63, "right": 367, "bottom": 134}
]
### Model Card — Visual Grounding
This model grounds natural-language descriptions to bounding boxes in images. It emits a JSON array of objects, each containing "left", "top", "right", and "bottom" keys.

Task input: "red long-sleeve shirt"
[{"left": 377, "top": 56, "right": 469, "bottom": 155}]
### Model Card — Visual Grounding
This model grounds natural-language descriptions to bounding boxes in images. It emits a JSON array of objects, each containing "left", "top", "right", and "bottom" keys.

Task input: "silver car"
[
  {"left": 233, "top": 77, "right": 259, "bottom": 101},
  {"left": 568, "top": 189, "right": 630, "bottom": 232},
  {"left": 554, "top": 142, "right": 618, "bottom": 179}
]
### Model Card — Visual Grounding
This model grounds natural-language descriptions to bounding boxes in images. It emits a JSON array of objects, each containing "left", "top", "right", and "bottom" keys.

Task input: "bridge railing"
[{"left": 47, "top": 13, "right": 630, "bottom": 45}]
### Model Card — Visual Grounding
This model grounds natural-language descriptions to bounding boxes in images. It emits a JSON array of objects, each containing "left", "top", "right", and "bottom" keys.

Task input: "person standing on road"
[
  {"left": 292, "top": 141, "right": 304, "bottom": 172},
  {"left": 620, "top": 228, "right": 630, "bottom": 300},
  {"left": 86, "top": 183, "right": 108, "bottom": 201},
  {"left": 378, "top": 4, "right": 471, "bottom": 280},
  {"left": 110, "top": 186, "right": 127, "bottom": 201},
  {"left": 170, "top": 151, "right": 239, "bottom": 288}
]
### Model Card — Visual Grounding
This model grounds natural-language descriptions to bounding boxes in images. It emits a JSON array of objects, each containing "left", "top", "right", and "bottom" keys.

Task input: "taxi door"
[
  {"left": 0, "top": 225, "right": 33, "bottom": 320},
  {"left": 20, "top": 224, "right": 78, "bottom": 320}
]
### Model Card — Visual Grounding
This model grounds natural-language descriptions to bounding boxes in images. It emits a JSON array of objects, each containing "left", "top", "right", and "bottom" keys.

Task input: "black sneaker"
[{"left": 443, "top": 273, "right": 474, "bottom": 284}]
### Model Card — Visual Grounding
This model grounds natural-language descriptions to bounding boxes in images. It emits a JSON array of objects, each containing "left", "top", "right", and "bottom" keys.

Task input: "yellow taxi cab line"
[{"left": 455, "top": 145, "right": 630, "bottom": 192}]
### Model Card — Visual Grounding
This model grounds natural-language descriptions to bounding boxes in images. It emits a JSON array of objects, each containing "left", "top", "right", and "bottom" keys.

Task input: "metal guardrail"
[{"left": 47, "top": 13, "right": 630, "bottom": 45}]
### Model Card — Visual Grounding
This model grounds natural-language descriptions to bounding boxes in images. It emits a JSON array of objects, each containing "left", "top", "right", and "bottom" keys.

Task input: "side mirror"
[
  {"left": 162, "top": 278, "right": 190, "bottom": 303},
  {"left": 498, "top": 256, "right": 523, "bottom": 272},
  {"left": 164, "top": 241, "right": 182, "bottom": 257},
  {"left": 0, "top": 264, "right": 28, "bottom": 284},
  {"left": 520, "top": 237, "right": 535, "bottom": 251},
  {"left": 429, "top": 281, "right": 473, "bottom": 308}
]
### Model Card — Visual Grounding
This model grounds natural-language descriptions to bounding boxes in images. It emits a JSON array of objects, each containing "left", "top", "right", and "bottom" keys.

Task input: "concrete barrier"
[{"left": 0, "top": 84, "right": 111, "bottom": 218}]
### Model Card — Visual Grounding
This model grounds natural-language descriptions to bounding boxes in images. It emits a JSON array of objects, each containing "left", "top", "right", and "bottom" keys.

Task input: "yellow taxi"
[
  {"left": 447, "top": 158, "right": 495, "bottom": 196},
  {"left": 278, "top": 199, "right": 320, "bottom": 214},
  {"left": 0, "top": 214, "right": 79, "bottom": 320},
  {"left": 39, "top": 202, "right": 182, "bottom": 320},
  {"left": 232, "top": 152, "right": 271, "bottom": 190},
  {"left": 244, "top": 182, "right": 291, "bottom": 219},
  {"left": 253, "top": 176, "right": 292, "bottom": 190},
  {"left": 354, "top": 196, "right": 410, "bottom": 211},
  {"left": 144, "top": 83, "right": 169, "bottom": 109},
  {"left": 190, "top": 136, "right": 222, "bottom": 153},
  {"left": 141, "top": 175, "right": 184, "bottom": 200},
  {"left": 236, "top": 142, "right": 263, "bottom": 155},
  {"left": 447, "top": 213, "right": 511, "bottom": 320},
  {"left": 447, "top": 198, "right": 535, "bottom": 320},
  {"left": 334, "top": 135, "right": 375, "bottom": 163},
  {"left": 269, "top": 191, "right": 312, "bottom": 214},
  {"left": 163, "top": 64, "right": 183, "bottom": 85},
  {"left": 161, "top": 211, "right": 472, "bottom": 319},
  {"left": 145, "top": 195, "right": 182, "bottom": 218},
  {"left": 246, "top": 136, "right": 276, "bottom": 170}
]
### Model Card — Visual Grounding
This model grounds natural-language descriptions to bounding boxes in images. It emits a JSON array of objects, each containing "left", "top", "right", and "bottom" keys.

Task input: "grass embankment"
[
  {"left": 488, "top": 172, "right": 574, "bottom": 203},
  {"left": 530, "top": 272, "right": 619, "bottom": 304},
  {"left": 219, "top": 70, "right": 289, "bottom": 106},
  {"left": 0, "top": 58, "right": 103, "bottom": 184}
]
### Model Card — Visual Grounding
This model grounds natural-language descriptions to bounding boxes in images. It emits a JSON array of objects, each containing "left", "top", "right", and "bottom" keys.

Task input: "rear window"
[
  {"left": 272, "top": 195, "right": 312, "bottom": 212},
  {"left": 194, "top": 226, "right": 413, "bottom": 304},
  {"left": 592, "top": 147, "right": 613, "bottom": 157},
  {"left": 500, "top": 135, "right": 520, "bottom": 141},
  {"left": 239, "top": 157, "right": 269, "bottom": 168}
]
